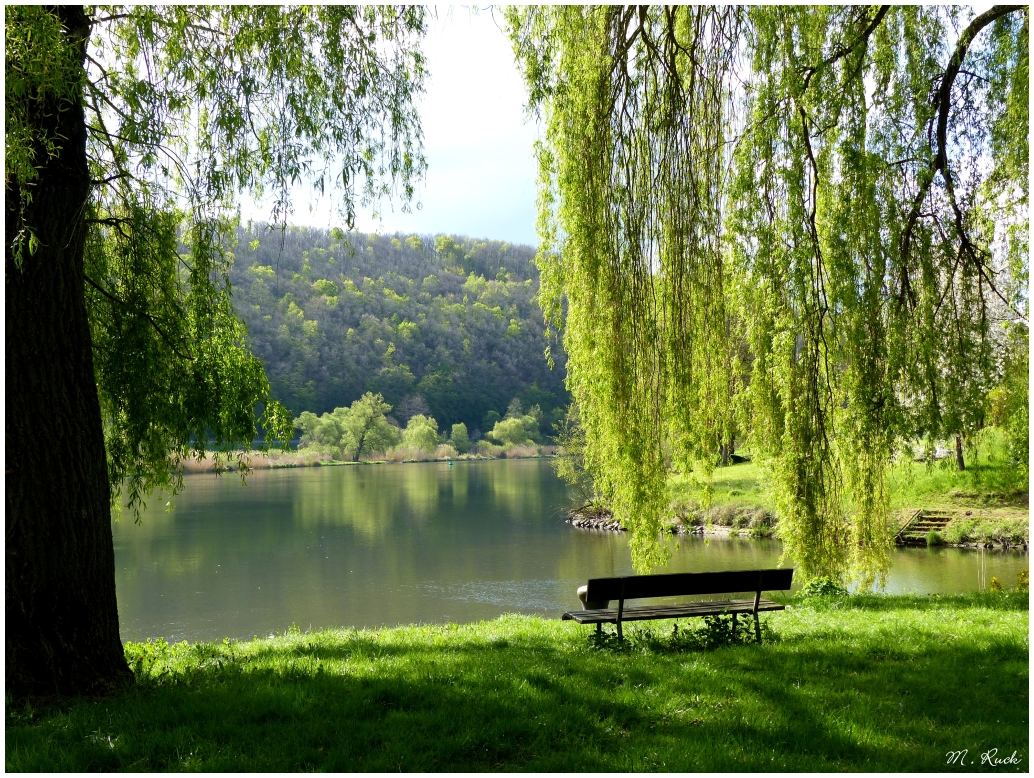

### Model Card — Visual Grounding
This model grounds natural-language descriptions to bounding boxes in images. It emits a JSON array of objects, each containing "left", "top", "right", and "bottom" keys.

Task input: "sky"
[{"left": 246, "top": 8, "right": 541, "bottom": 248}]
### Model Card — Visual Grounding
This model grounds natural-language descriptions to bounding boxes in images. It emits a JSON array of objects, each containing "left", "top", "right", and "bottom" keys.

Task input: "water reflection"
[{"left": 112, "top": 460, "right": 1028, "bottom": 643}]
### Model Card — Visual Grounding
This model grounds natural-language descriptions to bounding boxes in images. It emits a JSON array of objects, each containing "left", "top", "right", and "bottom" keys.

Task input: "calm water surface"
[{"left": 113, "top": 459, "right": 1029, "bottom": 642}]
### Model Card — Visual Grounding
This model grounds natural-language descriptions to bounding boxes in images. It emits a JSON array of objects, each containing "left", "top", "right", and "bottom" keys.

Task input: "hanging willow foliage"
[{"left": 509, "top": 5, "right": 1028, "bottom": 583}]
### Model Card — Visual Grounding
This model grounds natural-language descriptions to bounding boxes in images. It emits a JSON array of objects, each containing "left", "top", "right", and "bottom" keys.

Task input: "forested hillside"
[{"left": 229, "top": 224, "right": 568, "bottom": 439}]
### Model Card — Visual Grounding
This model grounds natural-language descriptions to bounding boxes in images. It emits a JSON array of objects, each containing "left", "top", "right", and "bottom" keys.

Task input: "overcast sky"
[{"left": 249, "top": 8, "right": 541, "bottom": 248}]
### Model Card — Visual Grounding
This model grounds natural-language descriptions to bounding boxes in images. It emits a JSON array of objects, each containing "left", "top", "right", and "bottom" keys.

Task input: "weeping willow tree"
[{"left": 508, "top": 5, "right": 1028, "bottom": 583}]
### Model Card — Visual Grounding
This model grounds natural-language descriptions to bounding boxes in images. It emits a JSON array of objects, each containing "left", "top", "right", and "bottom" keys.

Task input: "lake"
[{"left": 113, "top": 458, "right": 1029, "bottom": 642}]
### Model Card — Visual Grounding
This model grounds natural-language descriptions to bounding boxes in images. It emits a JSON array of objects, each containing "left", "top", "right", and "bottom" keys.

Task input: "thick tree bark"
[
  {"left": 955, "top": 433, "right": 966, "bottom": 472},
  {"left": 5, "top": 6, "right": 133, "bottom": 698}
]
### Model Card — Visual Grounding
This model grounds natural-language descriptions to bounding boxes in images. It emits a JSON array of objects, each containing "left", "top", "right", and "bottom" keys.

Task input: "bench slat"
[
  {"left": 586, "top": 568, "right": 793, "bottom": 602},
  {"left": 562, "top": 598, "right": 785, "bottom": 625}
]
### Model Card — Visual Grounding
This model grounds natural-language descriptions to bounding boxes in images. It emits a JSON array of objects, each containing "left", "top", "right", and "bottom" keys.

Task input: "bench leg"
[
  {"left": 596, "top": 622, "right": 602, "bottom": 635},
  {"left": 753, "top": 612, "right": 761, "bottom": 644},
  {"left": 731, "top": 612, "right": 737, "bottom": 639}
]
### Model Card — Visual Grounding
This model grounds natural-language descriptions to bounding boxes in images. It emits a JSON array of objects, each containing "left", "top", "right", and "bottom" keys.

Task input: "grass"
[
  {"left": 6, "top": 593, "right": 1028, "bottom": 772},
  {"left": 886, "top": 431, "right": 1028, "bottom": 513},
  {"left": 672, "top": 460, "right": 773, "bottom": 512}
]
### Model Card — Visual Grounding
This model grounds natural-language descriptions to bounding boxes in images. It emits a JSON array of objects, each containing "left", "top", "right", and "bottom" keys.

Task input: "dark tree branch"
[
  {"left": 898, "top": 5, "right": 1027, "bottom": 314},
  {"left": 801, "top": 5, "right": 890, "bottom": 92},
  {"left": 90, "top": 172, "right": 132, "bottom": 188},
  {"left": 88, "top": 13, "right": 130, "bottom": 25}
]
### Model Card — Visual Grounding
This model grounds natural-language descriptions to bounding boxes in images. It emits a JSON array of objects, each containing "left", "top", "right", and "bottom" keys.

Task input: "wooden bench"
[{"left": 562, "top": 568, "right": 794, "bottom": 642}]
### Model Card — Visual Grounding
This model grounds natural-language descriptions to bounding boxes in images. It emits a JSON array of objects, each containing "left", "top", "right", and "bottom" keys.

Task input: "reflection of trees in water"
[
  {"left": 555, "top": 532, "right": 628, "bottom": 581},
  {"left": 112, "top": 471, "right": 303, "bottom": 582},
  {"left": 479, "top": 460, "right": 550, "bottom": 519},
  {"left": 293, "top": 464, "right": 474, "bottom": 538},
  {"left": 292, "top": 461, "right": 562, "bottom": 537}
]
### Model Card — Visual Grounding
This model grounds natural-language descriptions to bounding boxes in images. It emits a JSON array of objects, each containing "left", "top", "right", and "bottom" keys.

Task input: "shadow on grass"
[{"left": 6, "top": 601, "right": 1029, "bottom": 772}]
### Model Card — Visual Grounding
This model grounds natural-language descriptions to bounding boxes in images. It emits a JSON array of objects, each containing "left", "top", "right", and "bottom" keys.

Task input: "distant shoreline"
[{"left": 177, "top": 449, "right": 557, "bottom": 474}]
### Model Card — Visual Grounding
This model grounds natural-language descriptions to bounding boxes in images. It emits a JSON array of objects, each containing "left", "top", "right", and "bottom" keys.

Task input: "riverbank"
[
  {"left": 569, "top": 456, "right": 1029, "bottom": 550},
  {"left": 178, "top": 446, "right": 557, "bottom": 474},
  {"left": 6, "top": 592, "right": 1027, "bottom": 771},
  {"left": 568, "top": 503, "right": 1029, "bottom": 550}
]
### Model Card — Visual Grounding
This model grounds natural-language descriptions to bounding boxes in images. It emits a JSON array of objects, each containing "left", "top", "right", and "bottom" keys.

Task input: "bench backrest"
[{"left": 585, "top": 568, "right": 793, "bottom": 603}]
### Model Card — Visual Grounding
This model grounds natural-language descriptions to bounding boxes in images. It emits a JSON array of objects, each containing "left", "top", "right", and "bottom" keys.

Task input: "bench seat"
[
  {"left": 563, "top": 568, "right": 794, "bottom": 641},
  {"left": 562, "top": 597, "right": 785, "bottom": 625}
]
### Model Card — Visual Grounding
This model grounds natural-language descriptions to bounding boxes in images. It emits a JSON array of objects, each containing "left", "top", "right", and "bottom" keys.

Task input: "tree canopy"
[
  {"left": 402, "top": 413, "right": 440, "bottom": 453},
  {"left": 508, "top": 5, "right": 1028, "bottom": 582}
]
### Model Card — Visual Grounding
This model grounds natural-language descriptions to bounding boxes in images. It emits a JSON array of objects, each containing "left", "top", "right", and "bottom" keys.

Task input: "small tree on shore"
[
  {"left": 487, "top": 416, "right": 535, "bottom": 447},
  {"left": 402, "top": 414, "right": 440, "bottom": 453},
  {"left": 294, "top": 393, "right": 399, "bottom": 461},
  {"left": 340, "top": 393, "right": 400, "bottom": 461},
  {"left": 450, "top": 423, "right": 471, "bottom": 453}
]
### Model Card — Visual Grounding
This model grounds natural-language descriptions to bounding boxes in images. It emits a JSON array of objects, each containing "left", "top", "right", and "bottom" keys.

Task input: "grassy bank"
[{"left": 6, "top": 593, "right": 1027, "bottom": 771}]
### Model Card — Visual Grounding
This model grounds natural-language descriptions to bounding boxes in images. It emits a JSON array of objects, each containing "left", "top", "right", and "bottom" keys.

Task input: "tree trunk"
[
  {"left": 5, "top": 7, "right": 132, "bottom": 698},
  {"left": 720, "top": 435, "right": 735, "bottom": 466},
  {"left": 955, "top": 433, "right": 965, "bottom": 472}
]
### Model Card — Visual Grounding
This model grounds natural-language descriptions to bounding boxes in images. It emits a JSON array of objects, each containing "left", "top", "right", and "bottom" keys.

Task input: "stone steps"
[{"left": 895, "top": 510, "right": 954, "bottom": 545}]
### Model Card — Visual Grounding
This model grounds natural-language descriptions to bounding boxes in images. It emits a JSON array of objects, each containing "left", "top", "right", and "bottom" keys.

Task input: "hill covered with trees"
[{"left": 229, "top": 224, "right": 568, "bottom": 440}]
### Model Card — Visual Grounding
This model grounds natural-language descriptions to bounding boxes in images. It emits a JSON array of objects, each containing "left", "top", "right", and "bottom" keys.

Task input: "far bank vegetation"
[{"left": 286, "top": 393, "right": 555, "bottom": 464}]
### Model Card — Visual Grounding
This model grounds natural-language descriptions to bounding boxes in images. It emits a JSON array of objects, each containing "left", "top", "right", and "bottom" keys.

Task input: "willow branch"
[{"left": 84, "top": 276, "right": 195, "bottom": 361}]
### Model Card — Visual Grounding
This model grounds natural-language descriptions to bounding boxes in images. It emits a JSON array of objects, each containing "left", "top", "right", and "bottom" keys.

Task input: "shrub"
[
  {"left": 383, "top": 446, "right": 433, "bottom": 462},
  {"left": 435, "top": 444, "right": 458, "bottom": 460},
  {"left": 709, "top": 504, "right": 737, "bottom": 526},
  {"left": 989, "top": 577, "right": 1003, "bottom": 593},
  {"left": 1016, "top": 569, "right": 1029, "bottom": 592},
  {"left": 747, "top": 509, "right": 775, "bottom": 538},
  {"left": 476, "top": 440, "right": 505, "bottom": 458},
  {"left": 487, "top": 417, "right": 533, "bottom": 447},
  {"left": 505, "top": 444, "right": 539, "bottom": 458},
  {"left": 926, "top": 530, "right": 944, "bottom": 546},
  {"left": 799, "top": 576, "right": 848, "bottom": 598}
]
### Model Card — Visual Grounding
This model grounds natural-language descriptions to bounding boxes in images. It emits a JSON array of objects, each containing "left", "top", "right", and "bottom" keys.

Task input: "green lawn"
[
  {"left": 885, "top": 429, "right": 1029, "bottom": 513},
  {"left": 6, "top": 593, "right": 1027, "bottom": 771}
]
